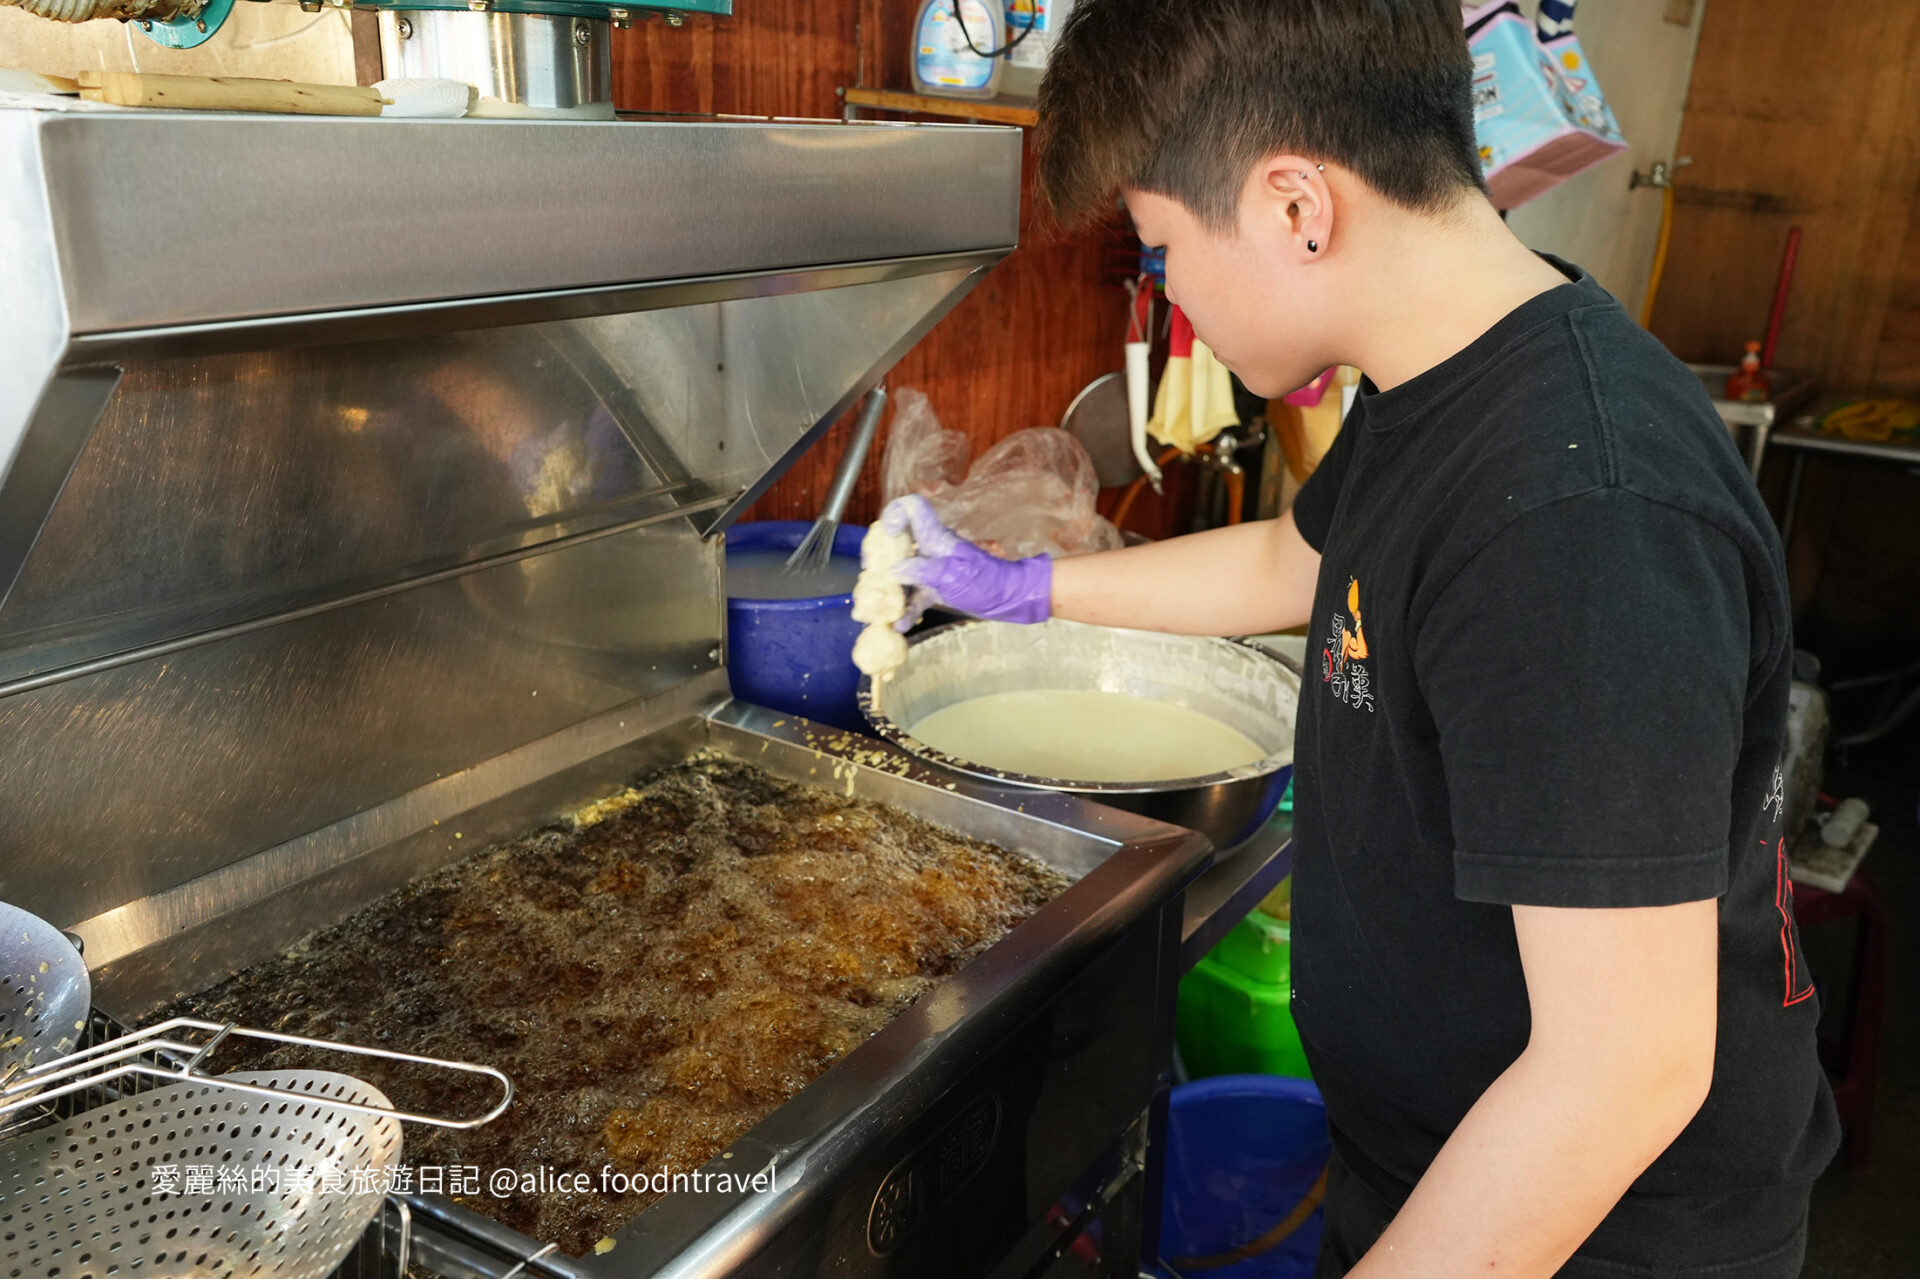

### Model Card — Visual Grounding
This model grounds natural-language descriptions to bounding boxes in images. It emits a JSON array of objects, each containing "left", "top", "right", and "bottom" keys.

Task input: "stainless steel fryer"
[{"left": 0, "top": 107, "right": 1216, "bottom": 1279}]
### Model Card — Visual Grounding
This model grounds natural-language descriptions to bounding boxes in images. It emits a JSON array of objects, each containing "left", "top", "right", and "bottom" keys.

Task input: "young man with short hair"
[{"left": 878, "top": 1, "right": 1838, "bottom": 1275}]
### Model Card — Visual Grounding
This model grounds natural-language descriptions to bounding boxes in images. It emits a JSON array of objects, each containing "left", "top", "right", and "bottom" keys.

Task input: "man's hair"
[{"left": 1036, "top": 0, "right": 1487, "bottom": 230}]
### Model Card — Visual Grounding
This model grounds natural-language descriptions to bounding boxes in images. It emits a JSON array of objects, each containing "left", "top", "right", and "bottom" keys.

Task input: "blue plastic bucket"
[
  {"left": 725, "top": 521, "right": 869, "bottom": 733},
  {"left": 1158, "top": 1074, "right": 1330, "bottom": 1278}
]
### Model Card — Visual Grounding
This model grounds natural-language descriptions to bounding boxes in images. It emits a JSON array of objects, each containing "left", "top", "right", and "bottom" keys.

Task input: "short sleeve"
[
  {"left": 1414, "top": 489, "right": 1754, "bottom": 908},
  {"left": 1290, "top": 413, "right": 1359, "bottom": 552}
]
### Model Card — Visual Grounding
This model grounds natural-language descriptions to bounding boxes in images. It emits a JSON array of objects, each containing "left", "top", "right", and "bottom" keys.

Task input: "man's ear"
[{"left": 1249, "top": 155, "right": 1331, "bottom": 261}]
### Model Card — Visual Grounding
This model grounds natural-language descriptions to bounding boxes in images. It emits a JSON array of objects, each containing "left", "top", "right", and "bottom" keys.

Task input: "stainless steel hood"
[
  {"left": 0, "top": 109, "right": 1020, "bottom": 944},
  {"left": 0, "top": 110, "right": 1020, "bottom": 613}
]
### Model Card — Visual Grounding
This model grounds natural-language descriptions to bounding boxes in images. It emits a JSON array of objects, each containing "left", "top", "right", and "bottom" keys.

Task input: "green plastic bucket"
[
  {"left": 1177, "top": 910, "right": 1311, "bottom": 1080},
  {"left": 1210, "top": 905, "right": 1291, "bottom": 987}
]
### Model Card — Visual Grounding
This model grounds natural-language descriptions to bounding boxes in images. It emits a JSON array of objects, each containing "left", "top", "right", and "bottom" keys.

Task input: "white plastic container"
[
  {"left": 912, "top": 0, "right": 1006, "bottom": 100},
  {"left": 1000, "top": 0, "right": 1074, "bottom": 99}
]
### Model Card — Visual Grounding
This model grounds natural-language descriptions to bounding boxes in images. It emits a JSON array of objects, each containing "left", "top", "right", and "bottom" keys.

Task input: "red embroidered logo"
[{"left": 1773, "top": 837, "right": 1814, "bottom": 1007}]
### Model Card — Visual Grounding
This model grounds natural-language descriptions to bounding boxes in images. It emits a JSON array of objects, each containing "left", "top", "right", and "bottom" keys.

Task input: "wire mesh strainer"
[
  {"left": 0, "top": 1069, "right": 404, "bottom": 1279},
  {"left": 0, "top": 901, "right": 90, "bottom": 1087},
  {"left": 0, "top": 1016, "right": 513, "bottom": 1130}
]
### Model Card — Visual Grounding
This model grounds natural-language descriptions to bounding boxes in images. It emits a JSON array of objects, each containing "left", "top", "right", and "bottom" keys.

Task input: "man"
[{"left": 877, "top": 1, "right": 1838, "bottom": 1275}]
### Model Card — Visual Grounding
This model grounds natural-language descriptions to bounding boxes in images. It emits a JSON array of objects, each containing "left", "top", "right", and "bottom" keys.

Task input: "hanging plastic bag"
[
  {"left": 1145, "top": 306, "right": 1240, "bottom": 455},
  {"left": 881, "top": 388, "right": 1123, "bottom": 559},
  {"left": 1464, "top": 0, "right": 1627, "bottom": 210}
]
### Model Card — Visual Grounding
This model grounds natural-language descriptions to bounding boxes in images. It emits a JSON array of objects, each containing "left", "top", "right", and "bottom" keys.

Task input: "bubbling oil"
[{"left": 157, "top": 754, "right": 1069, "bottom": 1257}]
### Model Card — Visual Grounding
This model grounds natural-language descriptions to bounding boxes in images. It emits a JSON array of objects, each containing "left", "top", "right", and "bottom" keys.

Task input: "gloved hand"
[{"left": 879, "top": 494, "right": 1053, "bottom": 629}]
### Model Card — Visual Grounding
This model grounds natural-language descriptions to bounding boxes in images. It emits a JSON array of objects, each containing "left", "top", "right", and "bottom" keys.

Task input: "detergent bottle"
[
  {"left": 1724, "top": 340, "right": 1771, "bottom": 404},
  {"left": 912, "top": 0, "right": 1006, "bottom": 100},
  {"left": 1000, "top": 0, "right": 1075, "bottom": 99}
]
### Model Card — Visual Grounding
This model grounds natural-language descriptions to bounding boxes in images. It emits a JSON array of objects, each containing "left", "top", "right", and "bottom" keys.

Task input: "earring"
[
  {"left": 1307, "top": 240, "right": 1318, "bottom": 253},
  {"left": 1316, "top": 163, "right": 1325, "bottom": 171}
]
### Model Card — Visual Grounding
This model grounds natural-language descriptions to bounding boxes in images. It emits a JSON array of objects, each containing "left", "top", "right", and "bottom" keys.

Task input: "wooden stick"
[
  {"left": 75, "top": 72, "right": 385, "bottom": 117},
  {"left": 0, "top": 70, "right": 81, "bottom": 95}
]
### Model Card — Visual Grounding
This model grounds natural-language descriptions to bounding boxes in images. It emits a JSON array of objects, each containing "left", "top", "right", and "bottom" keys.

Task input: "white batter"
[
  {"left": 908, "top": 689, "right": 1272, "bottom": 783},
  {"left": 851, "top": 523, "right": 914, "bottom": 681},
  {"left": 727, "top": 549, "right": 860, "bottom": 600}
]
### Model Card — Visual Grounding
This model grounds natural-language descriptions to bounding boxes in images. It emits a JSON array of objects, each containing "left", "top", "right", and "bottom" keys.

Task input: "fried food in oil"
[{"left": 159, "top": 755, "right": 1069, "bottom": 1257}]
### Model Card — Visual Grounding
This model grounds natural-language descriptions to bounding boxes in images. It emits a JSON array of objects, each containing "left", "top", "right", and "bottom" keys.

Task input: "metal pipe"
[
  {"left": 379, "top": 10, "right": 613, "bottom": 111},
  {"left": 1640, "top": 183, "right": 1676, "bottom": 329}
]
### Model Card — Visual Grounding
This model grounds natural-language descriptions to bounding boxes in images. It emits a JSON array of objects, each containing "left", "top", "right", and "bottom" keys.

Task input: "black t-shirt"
[{"left": 1288, "top": 259, "right": 1839, "bottom": 1276}]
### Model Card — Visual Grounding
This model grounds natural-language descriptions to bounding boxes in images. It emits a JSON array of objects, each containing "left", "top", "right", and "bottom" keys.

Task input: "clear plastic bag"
[{"left": 881, "top": 389, "right": 1123, "bottom": 559}]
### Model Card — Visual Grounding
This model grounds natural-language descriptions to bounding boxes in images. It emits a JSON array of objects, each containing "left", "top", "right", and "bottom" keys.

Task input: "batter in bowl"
[{"left": 909, "top": 688, "right": 1271, "bottom": 783}]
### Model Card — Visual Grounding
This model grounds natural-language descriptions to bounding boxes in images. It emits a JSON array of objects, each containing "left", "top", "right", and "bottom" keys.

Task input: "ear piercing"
[{"left": 1306, "top": 165, "right": 1325, "bottom": 254}]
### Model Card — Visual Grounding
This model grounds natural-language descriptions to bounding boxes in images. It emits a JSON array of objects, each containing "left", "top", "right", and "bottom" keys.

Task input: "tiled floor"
[{"left": 1800, "top": 730, "right": 1919, "bottom": 1277}]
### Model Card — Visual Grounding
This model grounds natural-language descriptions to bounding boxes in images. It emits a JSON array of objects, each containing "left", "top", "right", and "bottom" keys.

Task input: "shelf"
[{"left": 842, "top": 86, "right": 1038, "bottom": 127}]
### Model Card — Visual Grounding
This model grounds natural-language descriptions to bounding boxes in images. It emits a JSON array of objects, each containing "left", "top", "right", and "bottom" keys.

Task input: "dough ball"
[
  {"left": 851, "top": 576, "right": 907, "bottom": 626},
  {"left": 861, "top": 525, "right": 913, "bottom": 571},
  {"left": 852, "top": 623, "right": 909, "bottom": 679}
]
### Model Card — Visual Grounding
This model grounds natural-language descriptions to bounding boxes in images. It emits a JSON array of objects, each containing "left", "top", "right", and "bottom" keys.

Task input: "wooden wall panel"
[
  {"left": 611, "top": 7, "right": 1182, "bottom": 537},
  {"left": 1873, "top": 200, "right": 1920, "bottom": 393},
  {"left": 749, "top": 138, "right": 1130, "bottom": 530},
  {"left": 1662, "top": 1, "right": 1920, "bottom": 675},
  {"left": 612, "top": 3, "right": 854, "bottom": 118},
  {"left": 1648, "top": 0, "right": 1920, "bottom": 395}
]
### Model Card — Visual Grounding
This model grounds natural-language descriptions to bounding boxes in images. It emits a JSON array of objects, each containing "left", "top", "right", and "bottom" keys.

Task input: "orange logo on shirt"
[
  {"left": 1341, "top": 578, "right": 1369, "bottom": 661},
  {"left": 1321, "top": 577, "right": 1375, "bottom": 713}
]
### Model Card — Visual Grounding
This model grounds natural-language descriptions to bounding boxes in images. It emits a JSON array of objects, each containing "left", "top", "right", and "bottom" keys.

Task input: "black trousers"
[
  {"left": 1311, "top": 1148, "right": 1811, "bottom": 1279},
  {"left": 1312, "top": 1146, "right": 1396, "bottom": 1279}
]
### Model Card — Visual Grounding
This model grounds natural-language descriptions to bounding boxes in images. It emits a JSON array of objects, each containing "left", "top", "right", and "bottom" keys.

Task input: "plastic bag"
[
  {"left": 881, "top": 388, "right": 1123, "bottom": 559},
  {"left": 1465, "top": 1, "right": 1627, "bottom": 210}
]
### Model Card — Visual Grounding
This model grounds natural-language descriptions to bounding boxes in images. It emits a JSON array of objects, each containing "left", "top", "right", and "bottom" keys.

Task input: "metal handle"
[
  {"left": 0, "top": 1016, "right": 514, "bottom": 1129},
  {"left": 1125, "top": 341, "right": 1162, "bottom": 493},
  {"left": 819, "top": 385, "right": 889, "bottom": 525}
]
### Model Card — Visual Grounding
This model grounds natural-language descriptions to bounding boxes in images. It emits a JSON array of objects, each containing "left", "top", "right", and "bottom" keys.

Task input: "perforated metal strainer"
[
  {"left": 0, "top": 901, "right": 90, "bottom": 1086},
  {"left": 0, "top": 1069, "right": 404, "bottom": 1279}
]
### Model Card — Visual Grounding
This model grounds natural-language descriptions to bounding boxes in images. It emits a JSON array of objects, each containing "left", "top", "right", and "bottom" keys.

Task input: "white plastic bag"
[{"left": 881, "top": 389, "right": 1123, "bottom": 559}]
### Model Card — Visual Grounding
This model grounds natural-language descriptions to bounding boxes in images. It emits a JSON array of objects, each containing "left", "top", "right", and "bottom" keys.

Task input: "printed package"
[{"left": 1464, "top": 1, "right": 1628, "bottom": 209}]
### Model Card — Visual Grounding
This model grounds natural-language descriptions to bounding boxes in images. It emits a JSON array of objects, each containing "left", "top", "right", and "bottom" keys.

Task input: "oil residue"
[{"left": 158, "top": 753, "right": 1070, "bottom": 1257}]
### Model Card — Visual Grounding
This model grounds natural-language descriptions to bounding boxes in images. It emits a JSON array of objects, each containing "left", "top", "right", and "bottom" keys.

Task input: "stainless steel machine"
[{"left": 0, "top": 108, "right": 1220, "bottom": 1278}]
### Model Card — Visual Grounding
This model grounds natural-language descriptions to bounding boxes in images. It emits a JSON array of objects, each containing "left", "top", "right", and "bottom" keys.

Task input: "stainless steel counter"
[{"left": 1687, "top": 363, "right": 1818, "bottom": 478}]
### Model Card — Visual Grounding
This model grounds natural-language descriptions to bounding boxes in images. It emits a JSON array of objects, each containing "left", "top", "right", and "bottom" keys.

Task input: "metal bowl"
[
  {"left": 0, "top": 900, "right": 91, "bottom": 1082},
  {"left": 858, "top": 619, "right": 1298, "bottom": 848}
]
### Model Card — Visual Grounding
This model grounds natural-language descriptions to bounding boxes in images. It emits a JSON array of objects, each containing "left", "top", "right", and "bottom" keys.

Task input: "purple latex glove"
[{"left": 879, "top": 495, "right": 1052, "bottom": 628}]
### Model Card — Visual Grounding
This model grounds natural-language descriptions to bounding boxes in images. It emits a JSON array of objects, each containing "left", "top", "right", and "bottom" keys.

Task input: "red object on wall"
[{"left": 1760, "top": 226, "right": 1801, "bottom": 370}]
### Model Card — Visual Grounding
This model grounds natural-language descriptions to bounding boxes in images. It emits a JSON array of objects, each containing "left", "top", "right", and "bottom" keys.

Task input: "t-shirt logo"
[
  {"left": 1763, "top": 768, "right": 1786, "bottom": 823},
  {"left": 1322, "top": 577, "right": 1375, "bottom": 713},
  {"left": 1764, "top": 766, "right": 1814, "bottom": 1008}
]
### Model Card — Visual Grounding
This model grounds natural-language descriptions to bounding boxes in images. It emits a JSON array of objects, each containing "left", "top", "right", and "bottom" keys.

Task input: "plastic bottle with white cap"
[{"left": 912, "top": 0, "right": 1007, "bottom": 100}]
